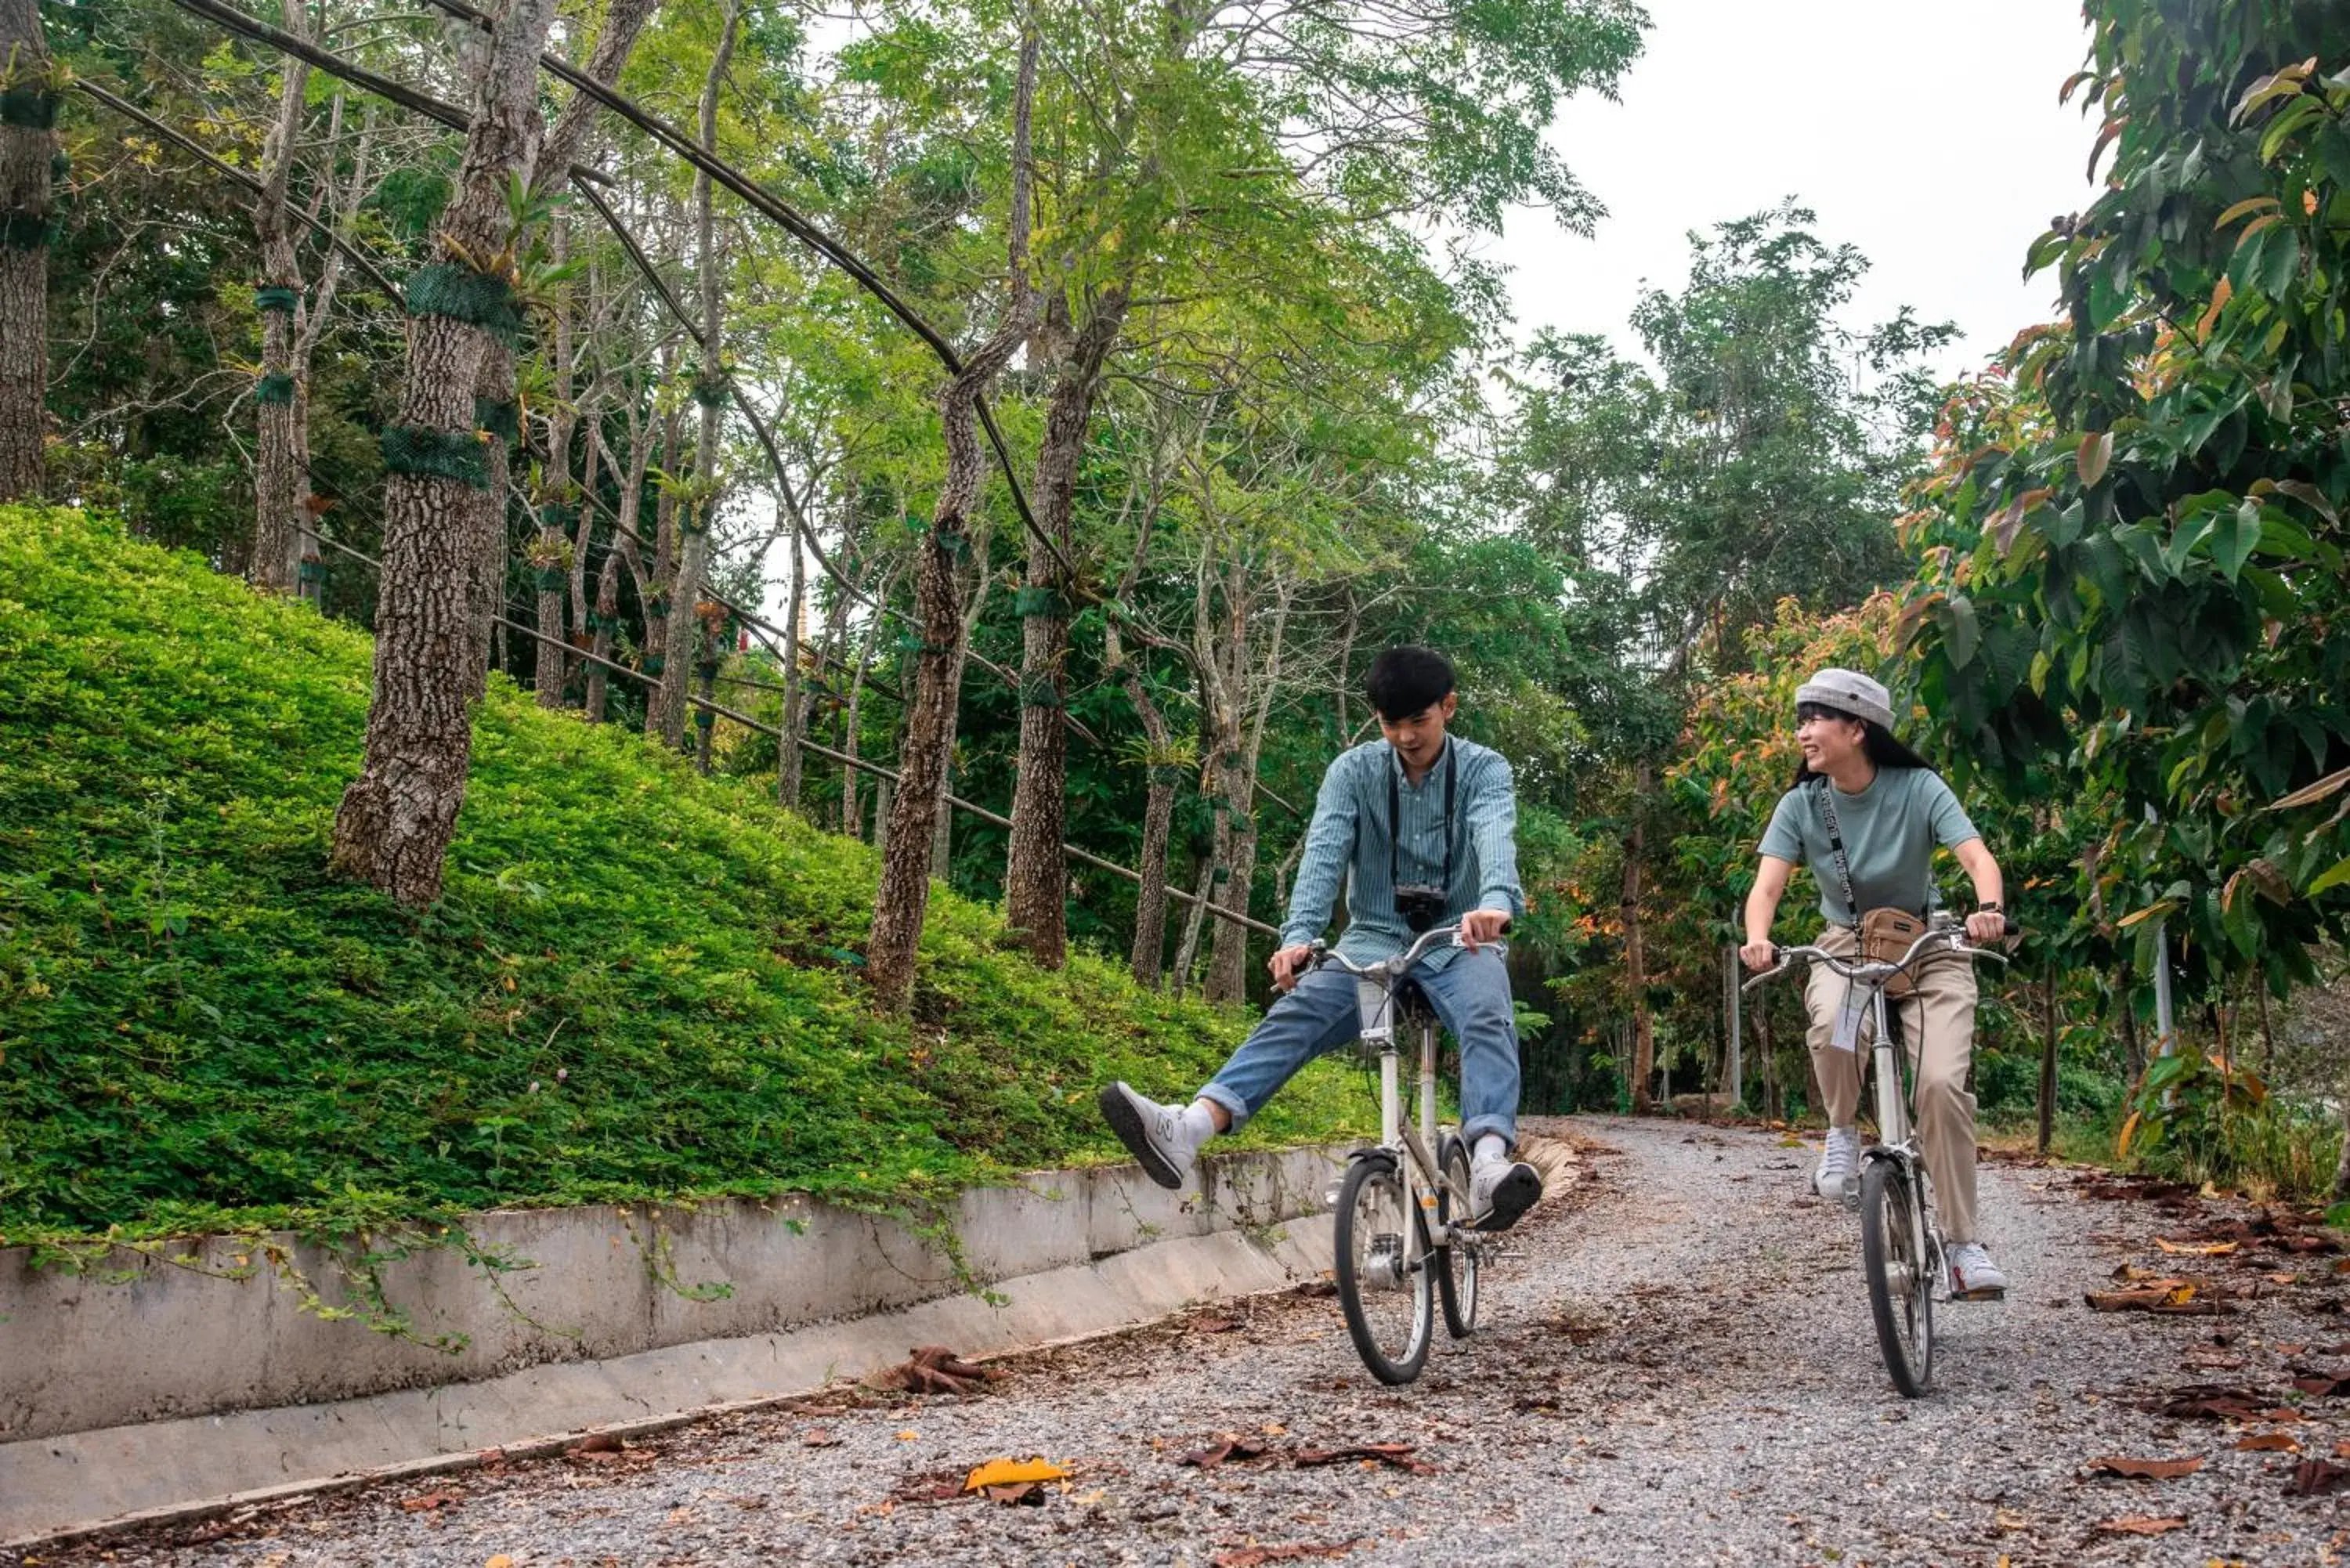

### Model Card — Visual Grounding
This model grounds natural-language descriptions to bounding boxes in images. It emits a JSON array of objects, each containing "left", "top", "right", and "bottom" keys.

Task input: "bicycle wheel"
[
  {"left": 1860, "top": 1156, "right": 1935, "bottom": 1397},
  {"left": 1434, "top": 1135, "right": 1480, "bottom": 1339},
  {"left": 1333, "top": 1152, "right": 1433, "bottom": 1385}
]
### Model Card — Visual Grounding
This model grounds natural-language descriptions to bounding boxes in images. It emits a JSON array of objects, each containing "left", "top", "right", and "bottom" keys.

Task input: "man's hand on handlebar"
[
  {"left": 1458, "top": 908, "right": 1510, "bottom": 951},
  {"left": 1738, "top": 938, "right": 1778, "bottom": 974},
  {"left": 1268, "top": 942, "right": 1317, "bottom": 992}
]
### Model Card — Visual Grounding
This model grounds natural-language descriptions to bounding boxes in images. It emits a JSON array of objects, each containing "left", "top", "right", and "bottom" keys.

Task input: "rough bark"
[
  {"left": 330, "top": 0, "right": 558, "bottom": 907},
  {"left": 649, "top": 2, "right": 738, "bottom": 751},
  {"left": 1001, "top": 287, "right": 1128, "bottom": 965},
  {"left": 469, "top": 337, "right": 515, "bottom": 703},
  {"left": 1624, "top": 760, "right": 1656, "bottom": 1112},
  {"left": 0, "top": 0, "right": 55, "bottom": 501},
  {"left": 249, "top": 20, "right": 309, "bottom": 594},
  {"left": 533, "top": 217, "right": 574, "bottom": 710},
  {"left": 639, "top": 363, "right": 682, "bottom": 728},
  {"left": 1206, "top": 585, "right": 1290, "bottom": 1004},
  {"left": 1170, "top": 853, "right": 1217, "bottom": 999},
  {"left": 866, "top": 26, "right": 1039, "bottom": 1013},
  {"left": 776, "top": 511, "right": 808, "bottom": 808}
]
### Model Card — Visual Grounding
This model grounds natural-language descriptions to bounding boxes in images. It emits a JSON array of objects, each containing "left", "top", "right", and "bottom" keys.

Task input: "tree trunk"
[
  {"left": 248, "top": 21, "right": 308, "bottom": 593},
  {"left": 650, "top": 1, "right": 739, "bottom": 751},
  {"left": 0, "top": 0, "right": 55, "bottom": 501},
  {"left": 471, "top": 338, "right": 515, "bottom": 702},
  {"left": 1002, "top": 288, "right": 1128, "bottom": 965},
  {"left": 1170, "top": 853, "right": 1216, "bottom": 999},
  {"left": 330, "top": 0, "right": 558, "bottom": 907},
  {"left": 641, "top": 376, "right": 682, "bottom": 727},
  {"left": 1208, "top": 583, "right": 1290, "bottom": 1004},
  {"left": 2037, "top": 961, "right": 2059, "bottom": 1154},
  {"left": 866, "top": 26, "right": 1039, "bottom": 1013},
  {"left": 2118, "top": 965, "right": 2145, "bottom": 1089},
  {"left": 1115, "top": 653, "right": 1178, "bottom": 990},
  {"left": 533, "top": 219, "right": 574, "bottom": 710},
  {"left": 1624, "top": 761, "right": 1656, "bottom": 1113},
  {"left": 777, "top": 508, "right": 808, "bottom": 807},
  {"left": 585, "top": 544, "right": 620, "bottom": 721}
]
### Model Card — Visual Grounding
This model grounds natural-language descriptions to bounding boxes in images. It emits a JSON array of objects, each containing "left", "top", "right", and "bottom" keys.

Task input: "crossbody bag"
[{"left": 1814, "top": 779, "right": 1927, "bottom": 999}]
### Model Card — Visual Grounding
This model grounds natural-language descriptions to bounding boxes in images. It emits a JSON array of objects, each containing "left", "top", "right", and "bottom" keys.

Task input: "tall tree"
[
  {"left": 648, "top": 0, "right": 739, "bottom": 750},
  {"left": 329, "top": 0, "right": 560, "bottom": 906},
  {"left": 866, "top": 22, "right": 1039, "bottom": 1013},
  {"left": 0, "top": 0, "right": 56, "bottom": 500}
]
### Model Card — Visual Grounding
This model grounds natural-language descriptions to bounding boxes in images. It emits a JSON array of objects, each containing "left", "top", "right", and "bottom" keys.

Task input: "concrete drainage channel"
[{"left": 0, "top": 1144, "right": 1345, "bottom": 1549}]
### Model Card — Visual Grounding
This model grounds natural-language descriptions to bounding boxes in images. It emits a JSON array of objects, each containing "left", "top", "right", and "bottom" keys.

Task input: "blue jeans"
[{"left": 1198, "top": 948, "right": 1521, "bottom": 1149}]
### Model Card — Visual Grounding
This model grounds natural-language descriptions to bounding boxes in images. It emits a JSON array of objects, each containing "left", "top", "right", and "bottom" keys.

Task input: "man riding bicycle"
[
  {"left": 1100, "top": 645, "right": 1542, "bottom": 1232},
  {"left": 1738, "top": 668, "right": 2012, "bottom": 1298}
]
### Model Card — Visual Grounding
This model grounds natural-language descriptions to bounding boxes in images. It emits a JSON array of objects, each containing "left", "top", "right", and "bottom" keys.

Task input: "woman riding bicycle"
[{"left": 1737, "top": 668, "right": 2012, "bottom": 1299}]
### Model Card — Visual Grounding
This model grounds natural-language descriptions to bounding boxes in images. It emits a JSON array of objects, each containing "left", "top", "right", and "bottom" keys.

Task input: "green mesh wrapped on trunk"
[
  {"left": 253, "top": 284, "right": 299, "bottom": 315},
  {"left": 379, "top": 425, "right": 490, "bottom": 490},
  {"left": 1148, "top": 764, "right": 1186, "bottom": 786},
  {"left": 254, "top": 373, "right": 297, "bottom": 406},
  {"left": 1014, "top": 585, "right": 1071, "bottom": 620},
  {"left": 0, "top": 88, "right": 57, "bottom": 130},
  {"left": 474, "top": 397, "right": 519, "bottom": 444},
  {"left": 0, "top": 211, "right": 53, "bottom": 251},
  {"left": 406, "top": 262, "right": 522, "bottom": 346},
  {"left": 533, "top": 566, "right": 566, "bottom": 593},
  {"left": 1018, "top": 673, "right": 1063, "bottom": 709}
]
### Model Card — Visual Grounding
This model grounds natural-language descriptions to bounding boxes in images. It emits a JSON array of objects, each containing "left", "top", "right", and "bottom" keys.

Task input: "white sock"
[
  {"left": 1473, "top": 1133, "right": 1508, "bottom": 1166},
  {"left": 1179, "top": 1101, "right": 1218, "bottom": 1151}
]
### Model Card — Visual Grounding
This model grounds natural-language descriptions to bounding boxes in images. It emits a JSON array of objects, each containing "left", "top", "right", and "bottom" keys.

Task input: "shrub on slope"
[{"left": 0, "top": 508, "right": 1359, "bottom": 1242}]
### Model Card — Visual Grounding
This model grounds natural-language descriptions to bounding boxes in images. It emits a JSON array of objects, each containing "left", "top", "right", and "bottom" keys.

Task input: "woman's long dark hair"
[{"left": 1789, "top": 701, "right": 1936, "bottom": 789}]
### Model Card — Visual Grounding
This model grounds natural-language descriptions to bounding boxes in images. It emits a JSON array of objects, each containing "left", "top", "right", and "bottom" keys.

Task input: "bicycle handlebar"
[
  {"left": 1306, "top": 917, "right": 1513, "bottom": 980},
  {"left": 1742, "top": 916, "right": 2016, "bottom": 995}
]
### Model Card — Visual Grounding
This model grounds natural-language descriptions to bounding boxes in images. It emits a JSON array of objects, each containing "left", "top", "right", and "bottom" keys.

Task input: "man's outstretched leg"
[
  {"left": 1416, "top": 945, "right": 1539, "bottom": 1230},
  {"left": 1101, "top": 966, "right": 1360, "bottom": 1190}
]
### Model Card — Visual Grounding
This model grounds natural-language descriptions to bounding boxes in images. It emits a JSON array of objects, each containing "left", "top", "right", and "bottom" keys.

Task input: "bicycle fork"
[{"left": 1865, "top": 986, "right": 1943, "bottom": 1289}]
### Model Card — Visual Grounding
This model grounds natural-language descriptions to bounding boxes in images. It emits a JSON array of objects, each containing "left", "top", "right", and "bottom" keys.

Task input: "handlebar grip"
[{"left": 2002, "top": 916, "right": 2019, "bottom": 938}]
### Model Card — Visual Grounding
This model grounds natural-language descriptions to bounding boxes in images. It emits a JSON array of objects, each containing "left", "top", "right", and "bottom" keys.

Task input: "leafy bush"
[{"left": 0, "top": 508, "right": 1364, "bottom": 1245}]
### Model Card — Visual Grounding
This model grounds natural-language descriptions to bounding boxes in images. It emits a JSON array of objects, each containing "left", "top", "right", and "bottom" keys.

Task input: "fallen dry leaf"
[
  {"left": 1194, "top": 1317, "right": 1246, "bottom": 1334},
  {"left": 399, "top": 1492, "right": 462, "bottom": 1513},
  {"left": 2086, "top": 1281, "right": 2222, "bottom": 1315},
  {"left": 896, "top": 1430, "right": 920, "bottom": 1443},
  {"left": 964, "top": 1458, "right": 1070, "bottom": 1492},
  {"left": 866, "top": 1346, "right": 1003, "bottom": 1398},
  {"left": 1180, "top": 1439, "right": 1270, "bottom": 1470},
  {"left": 2089, "top": 1455, "right": 2206, "bottom": 1480},
  {"left": 2296, "top": 1373, "right": 2350, "bottom": 1397},
  {"left": 2097, "top": 1517, "right": 2188, "bottom": 1536},
  {"left": 2239, "top": 1433, "right": 2303, "bottom": 1452},
  {"left": 486, "top": 1558, "right": 513, "bottom": 1568},
  {"left": 2290, "top": 1458, "right": 2350, "bottom": 1497},
  {"left": 2274, "top": 1342, "right": 2311, "bottom": 1355},
  {"left": 801, "top": 1429, "right": 841, "bottom": 1448},
  {"left": 2157, "top": 1238, "right": 2240, "bottom": 1256},
  {"left": 566, "top": 1433, "right": 623, "bottom": 1456},
  {"left": 1211, "top": 1543, "right": 1363, "bottom": 1566},
  {"left": 1292, "top": 1444, "right": 1433, "bottom": 1476}
]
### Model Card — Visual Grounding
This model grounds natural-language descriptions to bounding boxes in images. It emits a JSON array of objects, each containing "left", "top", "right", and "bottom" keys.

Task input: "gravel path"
[{"left": 53, "top": 1116, "right": 2350, "bottom": 1567}]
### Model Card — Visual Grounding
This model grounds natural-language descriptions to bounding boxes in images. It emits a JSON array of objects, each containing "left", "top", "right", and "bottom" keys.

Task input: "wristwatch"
[{"left": 1975, "top": 900, "right": 2003, "bottom": 915}]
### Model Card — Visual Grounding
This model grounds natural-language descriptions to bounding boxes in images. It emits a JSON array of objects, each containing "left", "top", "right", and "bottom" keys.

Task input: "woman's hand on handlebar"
[
  {"left": 1268, "top": 942, "right": 1317, "bottom": 992},
  {"left": 1738, "top": 938, "right": 1778, "bottom": 974},
  {"left": 1963, "top": 909, "right": 2012, "bottom": 945}
]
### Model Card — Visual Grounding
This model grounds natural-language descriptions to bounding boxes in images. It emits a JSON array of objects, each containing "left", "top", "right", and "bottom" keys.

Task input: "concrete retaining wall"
[{"left": 1, "top": 1145, "right": 1340, "bottom": 1447}]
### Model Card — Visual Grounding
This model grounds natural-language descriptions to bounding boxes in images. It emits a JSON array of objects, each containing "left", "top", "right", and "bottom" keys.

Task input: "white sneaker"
[
  {"left": 1098, "top": 1082, "right": 1197, "bottom": 1190},
  {"left": 1947, "top": 1241, "right": 2008, "bottom": 1299},
  {"left": 1813, "top": 1125, "right": 1860, "bottom": 1204},
  {"left": 1469, "top": 1157, "right": 1542, "bottom": 1232}
]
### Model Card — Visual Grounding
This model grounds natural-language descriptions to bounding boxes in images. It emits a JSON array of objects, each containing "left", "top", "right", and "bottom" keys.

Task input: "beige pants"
[{"left": 1802, "top": 925, "right": 1983, "bottom": 1245}]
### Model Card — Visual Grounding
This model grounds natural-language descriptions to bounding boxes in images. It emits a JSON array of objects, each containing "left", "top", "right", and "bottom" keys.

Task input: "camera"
[{"left": 1394, "top": 883, "right": 1446, "bottom": 934}]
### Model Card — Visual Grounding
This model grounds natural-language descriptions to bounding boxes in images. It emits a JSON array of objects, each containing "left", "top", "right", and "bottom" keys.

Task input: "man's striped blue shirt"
[{"left": 1278, "top": 735, "right": 1523, "bottom": 971}]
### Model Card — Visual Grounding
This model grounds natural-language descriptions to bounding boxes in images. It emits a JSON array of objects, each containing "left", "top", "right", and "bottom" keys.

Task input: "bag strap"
[
  {"left": 1387, "top": 739, "right": 1458, "bottom": 890},
  {"left": 1812, "top": 778, "right": 1860, "bottom": 930}
]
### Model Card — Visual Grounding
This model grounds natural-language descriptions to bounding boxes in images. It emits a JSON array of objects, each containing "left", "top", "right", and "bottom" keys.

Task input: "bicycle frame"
[{"left": 1311, "top": 923, "right": 1491, "bottom": 1247}]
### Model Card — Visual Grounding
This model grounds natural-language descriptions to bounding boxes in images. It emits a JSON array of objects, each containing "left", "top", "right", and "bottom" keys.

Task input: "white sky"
[{"left": 1480, "top": 0, "right": 2099, "bottom": 378}]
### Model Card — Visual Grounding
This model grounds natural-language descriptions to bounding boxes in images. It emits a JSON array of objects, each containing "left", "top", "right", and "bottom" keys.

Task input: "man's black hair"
[
  {"left": 1790, "top": 700, "right": 1936, "bottom": 787},
  {"left": 1366, "top": 645, "right": 1456, "bottom": 721}
]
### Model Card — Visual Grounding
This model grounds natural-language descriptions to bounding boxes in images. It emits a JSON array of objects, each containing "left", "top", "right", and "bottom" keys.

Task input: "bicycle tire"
[
  {"left": 1860, "top": 1157, "right": 1935, "bottom": 1397},
  {"left": 1435, "top": 1135, "right": 1480, "bottom": 1339},
  {"left": 1333, "top": 1152, "right": 1433, "bottom": 1385}
]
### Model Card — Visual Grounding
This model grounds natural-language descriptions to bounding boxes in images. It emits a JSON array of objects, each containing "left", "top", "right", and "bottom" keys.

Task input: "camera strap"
[{"left": 1387, "top": 739, "right": 1456, "bottom": 892}]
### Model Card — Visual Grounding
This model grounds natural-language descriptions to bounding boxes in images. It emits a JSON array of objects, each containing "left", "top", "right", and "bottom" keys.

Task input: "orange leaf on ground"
[
  {"left": 2089, "top": 1455, "right": 2206, "bottom": 1480},
  {"left": 2157, "top": 1238, "right": 2240, "bottom": 1256},
  {"left": 964, "top": 1458, "right": 1070, "bottom": 1492},
  {"left": 399, "top": 1492, "right": 462, "bottom": 1512},
  {"left": 2098, "top": 1517, "right": 2188, "bottom": 1536},
  {"left": 2238, "top": 1433, "right": 2302, "bottom": 1452}
]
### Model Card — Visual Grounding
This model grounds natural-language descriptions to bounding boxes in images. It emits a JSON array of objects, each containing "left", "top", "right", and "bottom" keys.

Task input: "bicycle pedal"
[{"left": 1950, "top": 1285, "right": 2006, "bottom": 1302}]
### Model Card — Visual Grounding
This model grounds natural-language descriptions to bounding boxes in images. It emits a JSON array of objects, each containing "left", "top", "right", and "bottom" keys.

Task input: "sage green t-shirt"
[{"left": 1758, "top": 768, "right": 1981, "bottom": 927}]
